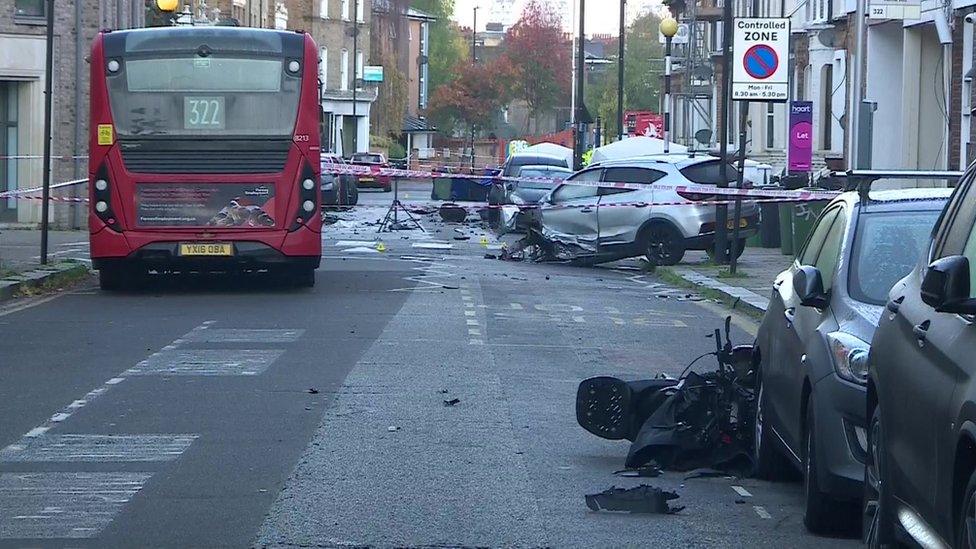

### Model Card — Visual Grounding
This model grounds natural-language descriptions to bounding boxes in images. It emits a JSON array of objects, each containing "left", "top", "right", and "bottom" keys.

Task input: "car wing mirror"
[
  {"left": 921, "top": 255, "right": 976, "bottom": 314},
  {"left": 506, "top": 183, "right": 515, "bottom": 191},
  {"left": 793, "top": 265, "right": 830, "bottom": 308}
]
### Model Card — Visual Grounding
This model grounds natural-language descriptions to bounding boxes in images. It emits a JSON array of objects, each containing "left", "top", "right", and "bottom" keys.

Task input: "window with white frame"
[
  {"left": 356, "top": 52, "right": 364, "bottom": 82},
  {"left": 340, "top": 49, "right": 349, "bottom": 90},
  {"left": 341, "top": 0, "right": 349, "bottom": 20},
  {"left": 319, "top": 47, "right": 328, "bottom": 89},
  {"left": 319, "top": 0, "right": 328, "bottom": 18},
  {"left": 355, "top": 0, "right": 363, "bottom": 22}
]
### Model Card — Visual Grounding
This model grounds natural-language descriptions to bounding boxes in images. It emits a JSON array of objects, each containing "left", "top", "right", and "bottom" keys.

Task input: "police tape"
[
  {"left": 0, "top": 178, "right": 88, "bottom": 199},
  {"left": 323, "top": 164, "right": 840, "bottom": 202}
]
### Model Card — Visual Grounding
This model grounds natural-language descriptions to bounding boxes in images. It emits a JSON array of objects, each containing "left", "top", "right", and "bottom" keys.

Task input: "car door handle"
[
  {"left": 886, "top": 296, "right": 904, "bottom": 314},
  {"left": 784, "top": 307, "right": 796, "bottom": 326},
  {"left": 913, "top": 320, "right": 931, "bottom": 344}
]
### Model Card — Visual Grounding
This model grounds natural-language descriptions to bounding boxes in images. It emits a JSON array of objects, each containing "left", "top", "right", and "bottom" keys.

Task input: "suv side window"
[
  {"left": 551, "top": 167, "right": 600, "bottom": 203},
  {"left": 601, "top": 167, "right": 667, "bottom": 196},
  {"left": 679, "top": 160, "right": 738, "bottom": 185},
  {"left": 798, "top": 207, "right": 841, "bottom": 266},
  {"left": 963, "top": 222, "right": 976, "bottom": 298},
  {"left": 813, "top": 207, "right": 847, "bottom": 291}
]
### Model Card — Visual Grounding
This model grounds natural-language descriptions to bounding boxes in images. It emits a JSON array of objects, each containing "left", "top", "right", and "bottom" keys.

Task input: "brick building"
[{"left": 1, "top": 0, "right": 142, "bottom": 227}]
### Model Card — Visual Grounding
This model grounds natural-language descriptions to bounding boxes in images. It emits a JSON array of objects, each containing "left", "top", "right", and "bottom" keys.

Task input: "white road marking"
[
  {"left": 510, "top": 303, "right": 523, "bottom": 310},
  {"left": 468, "top": 328, "right": 481, "bottom": 336},
  {"left": 753, "top": 505, "right": 772, "bottom": 519},
  {"left": 469, "top": 339, "right": 484, "bottom": 345},
  {"left": 731, "top": 485, "right": 752, "bottom": 497},
  {"left": 461, "top": 295, "right": 472, "bottom": 301},
  {"left": 464, "top": 302, "right": 474, "bottom": 308},
  {"left": 126, "top": 349, "right": 284, "bottom": 376},
  {"left": 572, "top": 316, "right": 585, "bottom": 323},
  {"left": 466, "top": 319, "right": 479, "bottom": 326},
  {"left": 464, "top": 310, "right": 476, "bottom": 316},
  {"left": 181, "top": 328, "right": 305, "bottom": 343},
  {"left": 0, "top": 293, "right": 66, "bottom": 318},
  {"left": 24, "top": 427, "right": 50, "bottom": 438},
  {"left": 0, "top": 472, "right": 151, "bottom": 539},
  {"left": 4, "top": 322, "right": 215, "bottom": 447},
  {"left": 0, "top": 434, "right": 197, "bottom": 462},
  {"left": 340, "top": 246, "right": 381, "bottom": 254},
  {"left": 411, "top": 242, "right": 453, "bottom": 250},
  {"left": 335, "top": 240, "right": 379, "bottom": 247}
]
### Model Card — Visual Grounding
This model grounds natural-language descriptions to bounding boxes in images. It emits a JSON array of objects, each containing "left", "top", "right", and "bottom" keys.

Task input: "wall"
[{"left": 866, "top": 21, "right": 904, "bottom": 168}]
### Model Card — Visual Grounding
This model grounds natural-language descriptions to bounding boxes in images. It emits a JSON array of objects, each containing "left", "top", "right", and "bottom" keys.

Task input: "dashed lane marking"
[
  {"left": 510, "top": 303, "right": 524, "bottom": 310},
  {"left": 464, "top": 310, "right": 476, "bottom": 316},
  {"left": 731, "top": 485, "right": 752, "bottom": 497},
  {"left": 0, "top": 434, "right": 198, "bottom": 462},
  {"left": 0, "top": 472, "right": 152, "bottom": 539},
  {"left": 753, "top": 505, "right": 772, "bottom": 519},
  {"left": 466, "top": 319, "right": 479, "bottom": 326},
  {"left": 468, "top": 329, "right": 481, "bottom": 336}
]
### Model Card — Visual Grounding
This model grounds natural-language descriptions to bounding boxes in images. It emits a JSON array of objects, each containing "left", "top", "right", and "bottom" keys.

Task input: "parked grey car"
[
  {"left": 502, "top": 165, "right": 572, "bottom": 205},
  {"left": 534, "top": 155, "right": 760, "bottom": 265},
  {"left": 753, "top": 186, "right": 952, "bottom": 534},
  {"left": 864, "top": 168, "right": 976, "bottom": 548}
]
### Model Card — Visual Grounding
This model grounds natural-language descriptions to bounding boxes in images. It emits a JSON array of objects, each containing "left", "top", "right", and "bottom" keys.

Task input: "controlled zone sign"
[{"left": 732, "top": 18, "right": 790, "bottom": 102}]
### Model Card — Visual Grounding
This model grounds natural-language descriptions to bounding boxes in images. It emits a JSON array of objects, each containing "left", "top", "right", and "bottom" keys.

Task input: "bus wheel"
[{"left": 98, "top": 265, "right": 126, "bottom": 291}]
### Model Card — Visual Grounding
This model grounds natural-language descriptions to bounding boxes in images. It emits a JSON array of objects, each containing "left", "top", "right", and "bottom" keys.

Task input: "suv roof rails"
[{"left": 832, "top": 169, "right": 965, "bottom": 204}]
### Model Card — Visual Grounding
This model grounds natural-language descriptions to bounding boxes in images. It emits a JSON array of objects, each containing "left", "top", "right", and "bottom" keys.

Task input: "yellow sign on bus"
[{"left": 97, "top": 124, "right": 114, "bottom": 146}]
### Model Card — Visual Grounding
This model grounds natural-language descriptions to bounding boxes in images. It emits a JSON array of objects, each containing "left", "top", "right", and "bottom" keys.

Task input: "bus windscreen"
[{"left": 107, "top": 56, "right": 300, "bottom": 137}]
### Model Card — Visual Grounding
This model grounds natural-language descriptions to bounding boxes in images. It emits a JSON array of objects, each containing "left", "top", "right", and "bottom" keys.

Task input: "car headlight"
[{"left": 826, "top": 332, "right": 870, "bottom": 385}]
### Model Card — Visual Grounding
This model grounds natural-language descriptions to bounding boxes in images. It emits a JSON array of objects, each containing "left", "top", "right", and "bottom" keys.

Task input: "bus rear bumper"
[{"left": 90, "top": 227, "right": 321, "bottom": 271}]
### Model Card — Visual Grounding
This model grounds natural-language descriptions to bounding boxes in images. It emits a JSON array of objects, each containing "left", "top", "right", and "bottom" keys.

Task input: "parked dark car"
[
  {"left": 491, "top": 165, "right": 572, "bottom": 206},
  {"left": 321, "top": 154, "right": 358, "bottom": 209},
  {"left": 349, "top": 152, "right": 392, "bottom": 192},
  {"left": 754, "top": 186, "right": 951, "bottom": 534},
  {"left": 499, "top": 152, "right": 570, "bottom": 177},
  {"left": 864, "top": 168, "right": 976, "bottom": 548}
]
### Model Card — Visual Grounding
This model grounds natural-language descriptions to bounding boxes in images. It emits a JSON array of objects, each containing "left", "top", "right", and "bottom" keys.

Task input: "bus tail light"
[
  {"left": 290, "top": 162, "right": 318, "bottom": 231},
  {"left": 92, "top": 165, "right": 122, "bottom": 232}
]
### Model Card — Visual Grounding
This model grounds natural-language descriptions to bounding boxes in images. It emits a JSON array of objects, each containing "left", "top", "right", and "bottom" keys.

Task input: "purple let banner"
[{"left": 788, "top": 101, "right": 813, "bottom": 172}]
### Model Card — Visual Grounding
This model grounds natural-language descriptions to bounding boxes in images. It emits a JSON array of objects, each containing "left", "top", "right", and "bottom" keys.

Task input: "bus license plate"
[{"left": 179, "top": 242, "right": 233, "bottom": 256}]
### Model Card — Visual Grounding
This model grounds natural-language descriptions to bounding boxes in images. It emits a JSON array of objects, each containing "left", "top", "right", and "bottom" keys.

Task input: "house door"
[{"left": 0, "top": 81, "right": 18, "bottom": 222}]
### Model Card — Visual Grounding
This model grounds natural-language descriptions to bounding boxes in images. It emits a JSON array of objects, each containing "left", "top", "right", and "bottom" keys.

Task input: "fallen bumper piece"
[{"left": 584, "top": 485, "right": 684, "bottom": 514}]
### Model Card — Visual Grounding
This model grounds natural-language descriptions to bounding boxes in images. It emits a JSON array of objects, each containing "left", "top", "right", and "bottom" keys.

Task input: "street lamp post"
[
  {"left": 660, "top": 17, "right": 678, "bottom": 155},
  {"left": 574, "top": 0, "right": 586, "bottom": 170},
  {"left": 470, "top": 6, "right": 478, "bottom": 170},
  {"left": 39, "top": 0, "right": 55, "bottom": 264}
]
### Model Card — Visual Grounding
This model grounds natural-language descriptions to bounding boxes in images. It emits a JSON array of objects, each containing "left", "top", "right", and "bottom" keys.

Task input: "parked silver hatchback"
[{"left": 536, "top": 155, "right": 760, "bottom": 265}]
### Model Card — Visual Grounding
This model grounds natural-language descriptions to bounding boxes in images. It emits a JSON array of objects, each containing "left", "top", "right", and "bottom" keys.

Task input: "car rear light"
[
  {"left": 290, "top": 162, "right": 318, "bottom": 231},
  {"left": 91, "top": 165, "right": 122, "bottom": 232}
]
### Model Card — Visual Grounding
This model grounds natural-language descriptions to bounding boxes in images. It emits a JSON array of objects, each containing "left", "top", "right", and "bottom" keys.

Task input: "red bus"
[{"left": 88, "top": 27, "right": 322, "bottom": 290}]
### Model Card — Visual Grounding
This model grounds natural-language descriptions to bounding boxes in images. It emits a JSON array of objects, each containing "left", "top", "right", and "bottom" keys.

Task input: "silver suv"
[{"left": 537, "top": 155, "right": 760, "bottom": 265}]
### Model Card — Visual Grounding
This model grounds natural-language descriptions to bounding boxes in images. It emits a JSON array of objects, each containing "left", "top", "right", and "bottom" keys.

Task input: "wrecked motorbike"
[{"left": 577, "top": 317, "right": 757, "bottom": 474}]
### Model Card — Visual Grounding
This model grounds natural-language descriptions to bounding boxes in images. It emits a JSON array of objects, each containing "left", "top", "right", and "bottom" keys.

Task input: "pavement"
[
  {"left": 664, "top": 247, "right": 793, "bottom": 316},
  {"left": 0, "top": 182, "right": 856, "bottom": 547}
]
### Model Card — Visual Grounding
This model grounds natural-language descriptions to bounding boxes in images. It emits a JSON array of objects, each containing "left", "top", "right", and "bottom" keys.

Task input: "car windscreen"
[
  {"left": 107, "top": 55, "right": 300, "bottom": 137},
  {"left": 517, "top": 169, "right": 568, "bottom": 188},
  {"left": 848, "top": 208, "right": 943, "bottom": 305},
  {"left": 679, "top": 160, "right": 739, "bottom": 185}
]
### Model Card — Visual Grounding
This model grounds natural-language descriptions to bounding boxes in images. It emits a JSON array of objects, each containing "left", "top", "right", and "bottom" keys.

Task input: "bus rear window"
[
  {"left": 125, "top": 58, "right": 283, "bottom": 92},
  {"left": 107, "top": 55, "right": 300, "bottom": 137}
]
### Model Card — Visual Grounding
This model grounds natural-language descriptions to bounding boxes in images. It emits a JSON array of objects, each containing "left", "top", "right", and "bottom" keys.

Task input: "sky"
[{"left": 452, "top": 0, "right": 665, "bottom": 35}]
